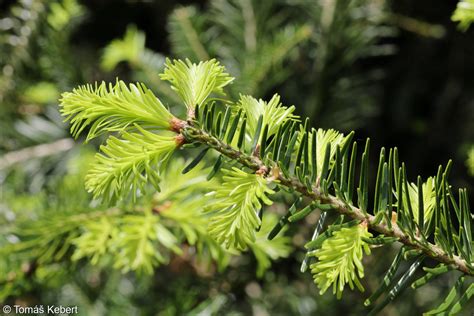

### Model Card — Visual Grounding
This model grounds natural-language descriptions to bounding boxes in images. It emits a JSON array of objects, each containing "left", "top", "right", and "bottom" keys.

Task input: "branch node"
[{"left": 170, "top": 118, "right": 188, "bottom": 133}]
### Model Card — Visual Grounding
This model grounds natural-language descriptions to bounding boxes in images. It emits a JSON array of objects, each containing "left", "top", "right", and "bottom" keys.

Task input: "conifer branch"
[
  {"left": 181, "top": 124, "right": 474, "bottom": 277},
  {"left": 58, "top": 57, "right": 473, "bottom": 313}
]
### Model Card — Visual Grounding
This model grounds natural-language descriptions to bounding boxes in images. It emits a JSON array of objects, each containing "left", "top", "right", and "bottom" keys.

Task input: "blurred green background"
[{"left": 1, "top": 0, "right": 473, "bottom": 315}]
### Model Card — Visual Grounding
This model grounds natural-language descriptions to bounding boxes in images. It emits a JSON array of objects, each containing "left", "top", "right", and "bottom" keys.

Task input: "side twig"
[{"left": 0, "top": 138, "right": 74, "bottom": 170}]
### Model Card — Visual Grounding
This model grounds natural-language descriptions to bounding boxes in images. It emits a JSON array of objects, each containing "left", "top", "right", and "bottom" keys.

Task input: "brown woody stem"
[{"left": 182, "top": 125, "right": 473, "bottom": 276}]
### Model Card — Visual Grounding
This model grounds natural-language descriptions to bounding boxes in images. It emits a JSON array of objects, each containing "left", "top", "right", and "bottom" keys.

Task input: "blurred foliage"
[
  {"left": 467, "top": 146, "right": 474, "bottom": 177},
  {"left": 0, "top": 0, "right": 473, "bottom": 315},
  {"left": 452, "top": 0, "right": 474, "bottom": 31},
  {"left": 0, "top": 0, "right": 85, "bottom": 149}
]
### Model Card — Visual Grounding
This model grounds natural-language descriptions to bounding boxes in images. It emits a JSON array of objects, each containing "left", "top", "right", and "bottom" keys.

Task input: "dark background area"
[{"left": 383, "top": 0, "right": 474, "bottom": 190}]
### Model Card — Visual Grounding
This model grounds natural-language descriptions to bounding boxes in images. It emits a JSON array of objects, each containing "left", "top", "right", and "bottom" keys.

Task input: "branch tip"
[
  {"left": 256, "top": 165, "right": 268, "bottom": 176},
  {"left": 170, "top": 117, "right": 188, "bottom": 133},
  {"left": 187, "top": 108, "right": 196, "bottom": 121},
  {"left": 174, "top": 134, "right": 186, "bottom": 147}
]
